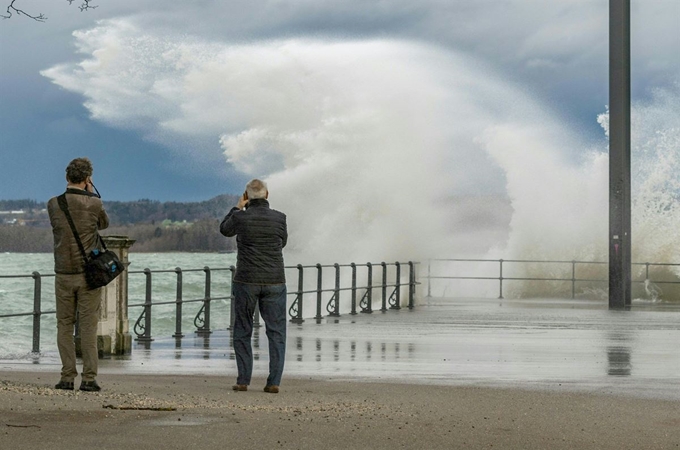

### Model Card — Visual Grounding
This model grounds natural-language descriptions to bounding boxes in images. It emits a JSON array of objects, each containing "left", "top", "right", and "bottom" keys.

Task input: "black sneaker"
[
  {"left": 79, "top": 380, "right": 101, "bottom": 392},
  {"left": 54, "top": 380, "right": 74, "bottom": 390}
]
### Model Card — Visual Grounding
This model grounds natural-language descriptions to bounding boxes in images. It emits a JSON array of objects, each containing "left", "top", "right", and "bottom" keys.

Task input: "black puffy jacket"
[{"left": 219, "top": 198, "right": 287, "bottom": 284}]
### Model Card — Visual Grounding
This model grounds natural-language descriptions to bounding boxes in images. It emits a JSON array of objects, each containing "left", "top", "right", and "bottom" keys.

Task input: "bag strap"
[{"left": 57, "top": 194, "right": 90, "bottom": 264}]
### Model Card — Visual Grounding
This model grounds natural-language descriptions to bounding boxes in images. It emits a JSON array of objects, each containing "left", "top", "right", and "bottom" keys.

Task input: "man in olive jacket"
[
  {"left": 47, "top": 157, "right": 109, "bottom": 392},
  {"left": 220, "top": 179, "right": 287, "bottom": 393}
]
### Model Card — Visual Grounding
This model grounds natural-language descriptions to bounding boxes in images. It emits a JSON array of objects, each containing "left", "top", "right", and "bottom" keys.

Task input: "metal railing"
[
  {"left": 129, "top": 266, "right": 233, "bottom": 343},
  {"left": 286, "top": 261, "right": 418, "bottom": 324},
  {"left": 425, "top": 258, "right": 680, "bottom": 299},
  {"left": 0, "top": 261, "right": 418, "bottom": 353},
  {"left": 0, "top": 271, "right": 55, "bottom": 353}
]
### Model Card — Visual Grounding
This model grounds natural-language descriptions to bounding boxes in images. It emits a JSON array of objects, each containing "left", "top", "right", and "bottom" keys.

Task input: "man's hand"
[{"left": 237, "top": 194, "right": 249, "bottom": 210}]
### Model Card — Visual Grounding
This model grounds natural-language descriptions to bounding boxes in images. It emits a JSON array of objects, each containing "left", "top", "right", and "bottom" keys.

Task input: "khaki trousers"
[{"left": 55, "top": 273, "right": 101, "bottom": 382}]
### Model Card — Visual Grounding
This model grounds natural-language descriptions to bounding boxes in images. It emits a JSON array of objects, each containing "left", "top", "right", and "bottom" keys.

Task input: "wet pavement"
[{"left": 2, "top": 298, "right": 679, "bottom": 399}]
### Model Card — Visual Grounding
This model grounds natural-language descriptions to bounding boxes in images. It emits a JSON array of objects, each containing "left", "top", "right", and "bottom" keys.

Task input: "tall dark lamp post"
[{"left": 609, "top": 0, "right": 631, "bottom": 310}]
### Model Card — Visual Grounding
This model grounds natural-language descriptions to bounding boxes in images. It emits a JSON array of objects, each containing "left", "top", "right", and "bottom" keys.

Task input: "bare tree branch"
[
  {"left": 2, "top": 0, "right": 47, "bottom": 21},
  {"left": 68, "top": 0, "right": 97, "bottom": 13},
  {"left": 2, "top": 0, "right": 97, "bottom": 21}
]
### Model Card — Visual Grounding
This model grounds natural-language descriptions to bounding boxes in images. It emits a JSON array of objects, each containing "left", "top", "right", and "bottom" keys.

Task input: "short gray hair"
[{"left": 245, "top": 179, "right": 268, "bottom": 199}]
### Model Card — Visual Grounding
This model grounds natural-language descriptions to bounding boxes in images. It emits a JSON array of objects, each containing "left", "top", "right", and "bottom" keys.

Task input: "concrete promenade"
[{"left": 1, "top": 298, "right": 679, "bottom": 449}]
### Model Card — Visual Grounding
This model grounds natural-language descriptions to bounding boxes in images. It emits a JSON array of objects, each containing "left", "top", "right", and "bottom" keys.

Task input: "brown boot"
[
  {"left": 232, "top": 384, "right": 247, "bottom": 391},
  {"left": 263, "top": 385, "right": 279, "bottom": 394}
]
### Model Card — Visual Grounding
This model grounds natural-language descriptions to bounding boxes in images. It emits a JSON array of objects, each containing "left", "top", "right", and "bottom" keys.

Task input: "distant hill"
[
  {"left": 0, "top": 194, "right": 240, "bottom": 226},
  {"left": 0, "top": 194, "right": 241, "bottom": 252},
  {"left": 0, "top": 199, "right": 42, "bottom": 211},
  {"left": 104, "top": 194, "right": 240, "bottom": 225}
]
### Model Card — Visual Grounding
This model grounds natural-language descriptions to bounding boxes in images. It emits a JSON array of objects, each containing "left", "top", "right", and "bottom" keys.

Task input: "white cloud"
[
  {"left": 41, "top": 19, "right": 569, "bottom": 263},
  {"left": 33, "top": 3, "right": 680, "bottom": 268}
]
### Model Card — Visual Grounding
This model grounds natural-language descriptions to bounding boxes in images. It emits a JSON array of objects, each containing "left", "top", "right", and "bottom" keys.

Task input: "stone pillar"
[{"left": 98, "top": 235, "right": 135, "bottom": 356}]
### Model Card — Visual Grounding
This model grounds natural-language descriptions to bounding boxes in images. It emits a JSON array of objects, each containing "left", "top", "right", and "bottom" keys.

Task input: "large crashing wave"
[
  {"left": 482, "top": 85, "right": 680, "bottom": 299},
  {"left": 42, "top": 20, "right": 679, "bottom": 299}
]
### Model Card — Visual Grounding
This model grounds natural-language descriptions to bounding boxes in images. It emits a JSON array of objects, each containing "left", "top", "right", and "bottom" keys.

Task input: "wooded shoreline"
[{"left": 0, "top": 194, "right": 240, "bottom": 253}]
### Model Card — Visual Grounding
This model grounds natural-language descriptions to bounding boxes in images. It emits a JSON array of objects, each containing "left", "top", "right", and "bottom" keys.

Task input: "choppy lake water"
[{"left": 0, "top": 252, "right": 236, "bottom": 357}]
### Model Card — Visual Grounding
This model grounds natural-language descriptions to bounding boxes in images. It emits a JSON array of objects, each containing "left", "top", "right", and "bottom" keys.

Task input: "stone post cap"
[{"left": 101, "top": 235, "right": 136, "bottom": 248}]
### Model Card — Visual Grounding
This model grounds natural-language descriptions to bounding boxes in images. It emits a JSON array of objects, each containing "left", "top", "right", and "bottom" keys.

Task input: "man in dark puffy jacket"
[
  {"left": 47, "top": 157, "right": 109, "bottom": 392},
  {"left": 220, "top": 179, "right": 288, "bottom": 394}
]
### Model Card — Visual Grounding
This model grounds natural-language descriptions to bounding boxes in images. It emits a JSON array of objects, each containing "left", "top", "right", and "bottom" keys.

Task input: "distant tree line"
[
  {"left": 0, "top": 226, "right": 52, "bottom": 252},
  {"left": 106, "top": 219, "right": 236, "bottom": 253},
  {"left": 0, "top": 199, "right": 42, "bottom": 211},
  {"left": 0, "top": 219, "right": 236, "bottom": 253},
  {"left": 104, "top": 194, "right": 240, "bottom": 225},
  {"left": 0, "top": 194, "right": 240, "bottom": 252},
  {"left": 1, "top": 194, "right": 239, "bottom": 225}
]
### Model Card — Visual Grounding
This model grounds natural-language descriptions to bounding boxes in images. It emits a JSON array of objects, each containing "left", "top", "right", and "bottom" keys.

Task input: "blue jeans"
[{"left": 232, "top": 282, "right": 287, "bottom": 386}]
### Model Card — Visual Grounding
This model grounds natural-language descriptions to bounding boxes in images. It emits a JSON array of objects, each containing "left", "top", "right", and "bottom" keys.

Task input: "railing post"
[
  {"left": 572, "top": 261, "right": 576, "bottom": 299},
  {"left": 289, "top": 264, "right": 305, "bottom": 323},
  {"left": 350, "top": 263, "right": 358, "bottom": 315},
  {"left": 298, "top": 264, "right": 304, "bottom": 322},
  {"left": 391, "top": 261, "right": 401, "bottom": 310},
  {"left": 362, "top": 263, "right": 373, "bottom": 313},
  {"left": 645, "top": 262, "right": 650, "bottom": 280},
  {"left": 328, "top": 263, "right": 340, "bottom": 317},
  {"left": 427, "top": 259, "right": 431, "bottom": 298},
  {"left": 173, "top": 267, "right": 184, "bottom": 338},
  {"left": 229, "top": 265, "right": 236, "bottom": 330},
  {"left": 408, "top": 261, "right": 415, "bottom": 309},
  {"left": 31, "top": 271, "right": 41, "bottom": 354},
  {"left": 499, "top": 259, "right": 504, "bottom": 299},
  {"left": 143, "top": 268, "right": 153, "bottom": 340},
  {"left": 381, "top": 262, "right": 388, "bottom": 312},
  {"left": 135, "top": 268, "right": 154, "bottom": 342},
  {"left": 196, "top": 266, "right": 213, "bottom": 336},
  {"left": 315, "top": 263, "right": 323, "bottom": 320}
]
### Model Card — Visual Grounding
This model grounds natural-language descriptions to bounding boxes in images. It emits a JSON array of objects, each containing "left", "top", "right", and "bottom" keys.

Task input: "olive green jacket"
[{"left": 48, "top": 188, "right": 109, "bottom": 274}]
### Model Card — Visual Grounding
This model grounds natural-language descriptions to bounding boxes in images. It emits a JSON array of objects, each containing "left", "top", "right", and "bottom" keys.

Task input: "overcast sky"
[{"left": 1, "top": 0, "right": 678, "bottom": 202}]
